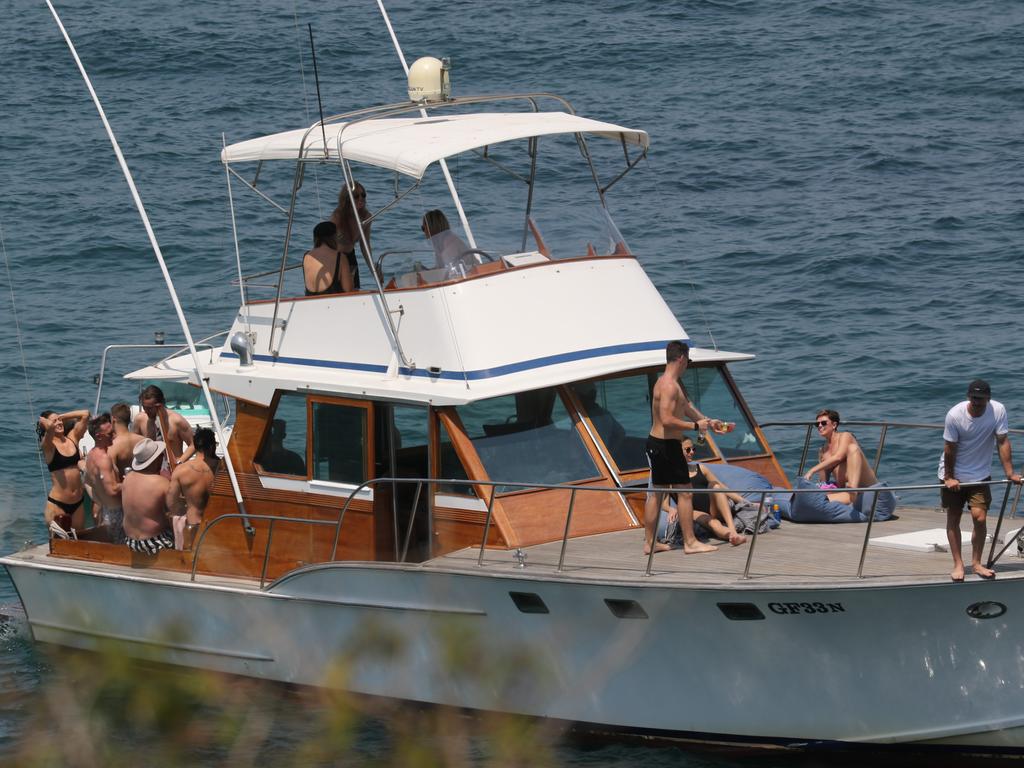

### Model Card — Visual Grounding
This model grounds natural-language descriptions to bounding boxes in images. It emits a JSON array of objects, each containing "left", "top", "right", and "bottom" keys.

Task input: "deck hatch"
[
  {"left": 717, "top": 603, "right": 766, "bottom": 621},
  {"left": 509, "top": 592, "right": 549, "bottom": 614},
  {"left": 604, "top": 599, "right": 647, "bottom": 619}
]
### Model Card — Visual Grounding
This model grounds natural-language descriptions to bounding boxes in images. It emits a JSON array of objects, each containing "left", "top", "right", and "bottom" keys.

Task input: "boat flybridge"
[{"left": 8, "top": 56, "right": 1024, "bottom": 758}]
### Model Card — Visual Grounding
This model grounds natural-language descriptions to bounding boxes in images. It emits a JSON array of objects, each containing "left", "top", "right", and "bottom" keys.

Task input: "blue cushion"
[
  {"left": 853, "top": 482, "right": 897, "bottom": 521},
  {"left": 786, "top": 478, "right": 897, "bottom": 523},
  {"left": 705, "top": 463, "right": 790, "bottom": 521}
]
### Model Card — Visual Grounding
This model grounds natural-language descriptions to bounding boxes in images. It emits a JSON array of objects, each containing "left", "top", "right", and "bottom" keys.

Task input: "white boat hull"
[{"left": 5, "top": 554, "right": 1024, "bottom": 755}]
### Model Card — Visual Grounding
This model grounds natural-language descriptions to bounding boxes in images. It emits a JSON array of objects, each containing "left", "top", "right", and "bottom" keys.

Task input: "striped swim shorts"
[{"left": 125, "top": 530, "right": 175, "bottom": 555}]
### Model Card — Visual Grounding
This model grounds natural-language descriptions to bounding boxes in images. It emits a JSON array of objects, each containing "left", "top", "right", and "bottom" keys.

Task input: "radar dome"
[{"left": 407, "top": 56, "right": 451, "bottom": 103}]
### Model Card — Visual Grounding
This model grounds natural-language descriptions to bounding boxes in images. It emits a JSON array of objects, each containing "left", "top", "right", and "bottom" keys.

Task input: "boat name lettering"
[{"left": 766, "top": 601, "right": 845, "bottom": 615}]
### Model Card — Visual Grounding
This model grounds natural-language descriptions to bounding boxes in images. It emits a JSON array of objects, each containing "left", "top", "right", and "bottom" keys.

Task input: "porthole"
[
  {"left": 966, "top": 601, "right": 1006, "bottom": 620},
  {"left": 717, "top": 603, "right": 765, "bottom": 621}
]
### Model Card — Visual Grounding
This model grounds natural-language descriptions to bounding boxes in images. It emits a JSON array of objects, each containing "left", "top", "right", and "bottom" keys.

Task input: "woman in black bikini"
[
  {"left": 330, "top": 181, "right": 371, "bottom": 290},
  {"left": 303, "top": 221, "right": 353, "bottom": 296},
  {"left": 38, "top": 408, "right": 90, "bottom": 533}
]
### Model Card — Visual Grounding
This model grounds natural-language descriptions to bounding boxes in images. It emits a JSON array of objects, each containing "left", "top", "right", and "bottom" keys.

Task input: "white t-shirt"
[{"left": 937, "top": 400, "right": 1009, "bottom": 482}]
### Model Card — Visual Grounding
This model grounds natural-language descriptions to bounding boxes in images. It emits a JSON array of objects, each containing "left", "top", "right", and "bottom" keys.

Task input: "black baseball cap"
[{"left": 967, "top": 379, "right": 991, "bottom": 398}]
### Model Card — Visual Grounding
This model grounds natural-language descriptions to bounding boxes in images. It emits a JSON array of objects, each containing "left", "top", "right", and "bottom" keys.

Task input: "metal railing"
[
  {"left": 93, "top": 332, "right": 228, "bottom": 413},
  {"left": 186, "top": 474, "right": 1024, "bottom": 589},
  {"left": 761, "top": 419, "right": 1024, "bottom": 478}
]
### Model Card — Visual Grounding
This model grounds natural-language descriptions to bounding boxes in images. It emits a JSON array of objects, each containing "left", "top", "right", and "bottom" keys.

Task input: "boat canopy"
[{"left": 220, "top": 112, "right": 649, "bottom": 180}]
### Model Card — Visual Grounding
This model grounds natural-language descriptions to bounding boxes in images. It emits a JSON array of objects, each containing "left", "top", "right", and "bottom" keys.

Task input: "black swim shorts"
[{"left": 646, "top": 435, "right": 690, "bottom": 486}]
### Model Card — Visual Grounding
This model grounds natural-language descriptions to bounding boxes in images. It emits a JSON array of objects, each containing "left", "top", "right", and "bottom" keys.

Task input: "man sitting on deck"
[
  {"left": 803, "top": 408, "right": 878, "bottom": 505},
  {"left": 122, "top": 439, "right": 174, "bottom": 554},
  {"left": 166, "top": 427, "right": 219, "bottom": 550}
]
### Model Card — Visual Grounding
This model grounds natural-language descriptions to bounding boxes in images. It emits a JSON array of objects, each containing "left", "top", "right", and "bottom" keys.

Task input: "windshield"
[
  {"left": 455, "top": 387, "right": 600, "bottom": 492},
  {"left": 141, "top": 380, "right": 208, "bottom": 414},
  {"left": 570, "top": 364, "right": 767, "bottom": 472}
]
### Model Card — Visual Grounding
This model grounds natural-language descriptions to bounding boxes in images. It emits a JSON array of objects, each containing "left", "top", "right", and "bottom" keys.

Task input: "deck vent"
[
  {"left": 604, "top": 599, "right": 648, "bottom": 620},
  {"left": 717, "top": 603, "right": 766, "bottom": 621},
  {"left": 509, "top": 592, "right": 549, "bottom": 614}
]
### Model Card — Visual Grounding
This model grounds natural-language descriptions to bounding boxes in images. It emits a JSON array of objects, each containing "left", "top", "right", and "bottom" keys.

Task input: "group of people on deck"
[
  {"left": 643, "top": 341, "right": 1022, "bottom": 581},
  {"left": 39, "top": 384, "right": 219, "bottom": 555},
  {"left": 302, "top": 182, "right": 469, "bottom": 296}
]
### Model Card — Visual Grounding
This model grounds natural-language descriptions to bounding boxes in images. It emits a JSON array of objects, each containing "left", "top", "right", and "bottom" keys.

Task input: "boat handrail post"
[
  {"left": 985, "top": 480, "right": 1014, "bottom": 568},
  {"left": 984, "top": 481, "right": 1024, "bottom": 566},
  {"left": 476, "top": 486, "right": 498, "bottom": 567},
  {"left": 856, "top": 486, "right": 883, "bottom": 578},
  {"left": 259, "top": 518, "right": 277, "bottom": 588},
  {"left": 556, "top": 488, "right": 578, "bottom": 573},
  {"left": 796, "top": 424, "right": 813, "bottom": 477},
  {"left": 740, "top": 492, "right": 769, "bottom": 580},
  {"left": 223, "top": 132, "right": 251, "bottom": 338},
  {"left": 330, "top": 479, "right": 376, "bottom": 560},
  {"left": 268, "top": 161, "right": 304, "bottom": 355},
  {"left": 338, "top": 159, "right": 414, "bottom": 370},
  {"left": 872, "top": 424, "right": 889, "bottom": 475},
  {"left": 398, "top": 480, "right": 424, "bottom": 563}
]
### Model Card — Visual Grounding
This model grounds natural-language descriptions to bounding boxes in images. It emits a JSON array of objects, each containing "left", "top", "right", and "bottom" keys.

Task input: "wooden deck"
[{"left": 429, "top": 505, "right": 1024, "bottom": 587}]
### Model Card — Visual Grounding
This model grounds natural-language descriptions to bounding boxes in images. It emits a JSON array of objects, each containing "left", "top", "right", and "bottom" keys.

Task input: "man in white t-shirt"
[{"left": 939, "top": 379, "right": 1022, "bottom": 582}]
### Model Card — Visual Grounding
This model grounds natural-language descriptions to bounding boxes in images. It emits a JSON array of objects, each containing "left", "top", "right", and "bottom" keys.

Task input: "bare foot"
[
  {"left": 683, "top": 541, "right": 717, "bottom": 554},
  {"left": 643, "top": 541, "right": 671, "bottom": 555},
  {"left": 728, "top": 532, "right": 747, "bottom": 546},
  {"left": 950, "top": 565, "right": 965, "bottom": 583},
  {"left": 973, "top": 563, "right": 996, "bottom": 580}
]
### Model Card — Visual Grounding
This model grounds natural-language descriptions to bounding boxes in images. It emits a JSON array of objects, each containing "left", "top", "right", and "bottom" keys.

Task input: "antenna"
[
  {"left": 308, "top": 24, "right": 329, "bottom": 158},
  {"left": 44, "top": 0, "right": 254, "bottom": 535}
]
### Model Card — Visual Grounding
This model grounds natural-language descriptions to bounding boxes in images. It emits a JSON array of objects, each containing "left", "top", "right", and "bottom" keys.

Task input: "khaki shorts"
[{"left": 941, "top": 480, "right": 992, "bottom": 514}]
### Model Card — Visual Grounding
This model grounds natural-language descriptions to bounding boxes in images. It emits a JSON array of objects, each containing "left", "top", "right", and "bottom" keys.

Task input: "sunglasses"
[
  {"left": 815, "top": 420, "right": 831, "bottom": 428},
  {"left": 683, "top": 445, "right": 695, "bottom": 454},
  {"left": 353, "top": 192, "right": 366, "bottom": 199}
]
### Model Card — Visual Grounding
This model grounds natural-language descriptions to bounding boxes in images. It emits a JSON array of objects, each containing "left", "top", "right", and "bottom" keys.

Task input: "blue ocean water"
[{"left": 1, "top": 0, "right": 1023, "bottom": 763}]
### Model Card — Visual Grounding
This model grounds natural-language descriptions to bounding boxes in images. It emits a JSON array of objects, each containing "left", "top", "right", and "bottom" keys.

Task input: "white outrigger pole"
[
  {"left": 45, "top": 1, "right": 252, "bottom": 530},
  {"left": 374, "top": 0, "right": 477, "bottom": 249}
]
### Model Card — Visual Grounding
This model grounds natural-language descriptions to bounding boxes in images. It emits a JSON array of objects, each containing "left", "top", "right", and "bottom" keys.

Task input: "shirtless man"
[
  {"left": 132, "top": 385, "right": 195, "bottom": 473},
  {"left": 109, "top": 402, "right": 144, "bottom": 477},
  {"left": 803, "top": 409, "right": 878, "bottom": 505},
  {"left": 83, "top": 413, "right": 126, "bottom": 543},
  {"left": 122, "top": 438, "right": 174, "bottom": 554},
  {"left": 643, "top": 341, "right": 718, "bottom": 556},
  {"left": 166, "top": 428, "right": 219, "bottom": 550}
]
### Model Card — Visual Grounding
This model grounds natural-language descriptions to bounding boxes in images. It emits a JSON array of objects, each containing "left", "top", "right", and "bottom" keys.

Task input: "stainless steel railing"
[
  {"left": 187, "top": 474, "right": 1024, "bottom": 589},
  {"left": 761, "top": 419, "right": 1024, "bottom": 478}
]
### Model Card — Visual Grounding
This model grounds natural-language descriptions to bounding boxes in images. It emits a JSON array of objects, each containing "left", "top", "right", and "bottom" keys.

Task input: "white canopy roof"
[{"left": 220, "top": 111, "right": 649, "bottom": 179}]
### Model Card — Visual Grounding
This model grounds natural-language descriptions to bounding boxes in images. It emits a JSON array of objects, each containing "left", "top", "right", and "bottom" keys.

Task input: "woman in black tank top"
[{"left": 303, "top": 221, "right": 353, "bottom": 296}]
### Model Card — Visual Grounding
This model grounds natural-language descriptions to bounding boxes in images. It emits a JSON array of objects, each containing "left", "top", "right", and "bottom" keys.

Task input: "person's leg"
[
  {"left": 943, "top": 486, "right": 966, "bottom": 581},
  {"left": 710, "top": 494, "right": 746, "bottom": 546},
  {"left": 968, "top": 485, "right": 994, "bottom": 578},
  {"left": 643, "top": 490, "right": 670, "bottom": 555},
  {"left": 675, "top": 485, "right": 716, "bottom": 554},
  {"left": 842, "top": 444, "right": 878, "bottom": 502}
]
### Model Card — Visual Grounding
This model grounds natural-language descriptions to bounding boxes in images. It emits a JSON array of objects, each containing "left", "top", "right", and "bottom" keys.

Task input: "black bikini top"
[
  {"left": 47, "top": 444, "right": 79, "bottom": 473},
  {"left": 304, "top": 250, "right": 345, "bottom": 296}
]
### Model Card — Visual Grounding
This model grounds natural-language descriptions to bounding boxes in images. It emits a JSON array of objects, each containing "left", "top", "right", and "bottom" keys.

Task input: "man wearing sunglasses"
[
  {"left": 939, "top": 379, "right": 1022, "bottom": 582},
  {"left": 803, "top": 408, "right": 878, "bottom": 505}
]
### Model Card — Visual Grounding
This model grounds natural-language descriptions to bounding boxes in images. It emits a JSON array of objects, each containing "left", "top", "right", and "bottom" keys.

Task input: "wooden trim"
[{"left": 435, "top": 408, "right": 514, "bottom": 544}]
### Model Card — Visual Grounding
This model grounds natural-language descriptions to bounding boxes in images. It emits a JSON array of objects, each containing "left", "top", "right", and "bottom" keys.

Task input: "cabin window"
[
  {"left": 257, "top": 392, "right": 308, "bottom": 476},
  {"left": 682, "top": 366, "right": 765, "bottom": 459},
  {"left": 455, "top": 387, "right": 599, "bottom": 492},
  {"left": 312, "top": 401, "right": 369, "bottom": 484},
  {"left": 569, "top": 374, "right": 654, "bottom": 472}
]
